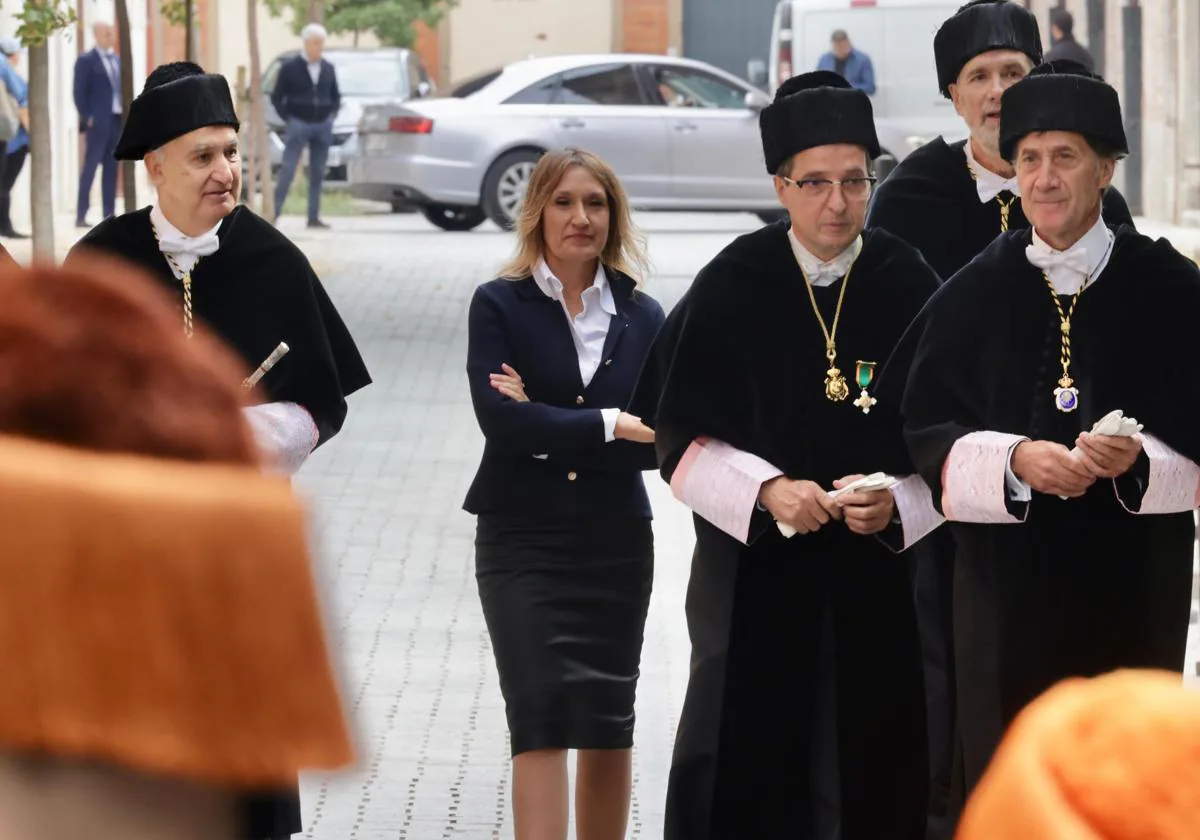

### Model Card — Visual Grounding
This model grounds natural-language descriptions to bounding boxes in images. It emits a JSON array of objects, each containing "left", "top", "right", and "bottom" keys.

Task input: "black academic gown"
[
  {"left": 629, "top": 222, "right": 939, "bottom": 840},
  {"left": 67, "top": 206, "right": 370, "bottom": 444},
  {"left": 867, "top": 136, "right": 1134, "bottom": 280},
  {"left": 66, "top": 206, "right": 370, "bottom": 839},
  {"left": 866, "top": 135, "right": 1136, "bottom": 838},
  {"left": 899, "top": 225, "right": 1200, "bottom": 798}
]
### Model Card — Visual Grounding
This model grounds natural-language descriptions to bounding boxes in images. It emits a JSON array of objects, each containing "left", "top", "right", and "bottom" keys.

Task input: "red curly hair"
[{"left": 0, "top": 254, "right": 258, "bottom": 465}]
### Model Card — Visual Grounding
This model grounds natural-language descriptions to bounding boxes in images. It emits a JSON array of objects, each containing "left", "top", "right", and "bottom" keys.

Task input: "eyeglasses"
[{"left": 780, "top": 176, "right": 877, "bottom": 200}]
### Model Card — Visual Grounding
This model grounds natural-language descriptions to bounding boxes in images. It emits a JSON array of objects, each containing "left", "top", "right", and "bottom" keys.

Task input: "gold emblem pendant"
[{"left": 825, "top": 366, "right": 849, "bottom": 401}]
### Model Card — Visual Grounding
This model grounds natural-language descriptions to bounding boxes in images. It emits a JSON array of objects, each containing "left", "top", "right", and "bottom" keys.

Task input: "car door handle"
[
  {"left": 559, "top": 118, "right": 585, "bottom": 129},
  {"left": 673, "top": 121, "right": 698, "bottom": 132}
]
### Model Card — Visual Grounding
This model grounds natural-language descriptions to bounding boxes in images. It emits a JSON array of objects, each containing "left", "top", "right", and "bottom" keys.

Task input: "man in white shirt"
[
  {"left": 898, "top": 60, "right": 1200, "bottom": 821},
  {"left": 72, "top": 21, "right": 124, "bottom": 227}
]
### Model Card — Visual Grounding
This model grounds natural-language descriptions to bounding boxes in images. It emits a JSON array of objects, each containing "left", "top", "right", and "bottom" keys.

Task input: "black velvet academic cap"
[
  {"left": 759, "top": 71, "right": 881, "bottom": 174},
  {"left": 999, "top": 60, "right": 1128, "bottom": 162},
  {"left": 114, "top": 61, "right": 240, "bottom": 161},
  {"left": 934, "top": 0, "right": 1043, "bottom": 98}
]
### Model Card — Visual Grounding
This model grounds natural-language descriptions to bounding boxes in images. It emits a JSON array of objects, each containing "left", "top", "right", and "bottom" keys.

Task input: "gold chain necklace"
[
  {"left": 1044, "top": 234, "right": 1114, "bottom": 413},
  {"left": 800, "top": 260, "right": 855, "bottom": 402},
  {"left": 966, "top": 157, "right": 1017, "bottom": 232},
  {"left": 151, "top": 221, "right": 198, "bottom": 339}
]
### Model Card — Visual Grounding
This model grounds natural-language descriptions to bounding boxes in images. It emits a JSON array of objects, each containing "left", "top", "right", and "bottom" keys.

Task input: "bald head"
[{"left": 93, "top": 22, "right": 115, "bottom": 50}]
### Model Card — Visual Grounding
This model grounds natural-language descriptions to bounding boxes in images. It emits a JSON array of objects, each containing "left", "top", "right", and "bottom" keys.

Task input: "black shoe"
[
  {"left": 0, "top": 229, "right": 28, "bottom": 239},
  {"left": 306, "top": 219, "right": 330, "bottom": 229},
  {"left": 75, "top": 219, "right": 91, "bottom": 229}
]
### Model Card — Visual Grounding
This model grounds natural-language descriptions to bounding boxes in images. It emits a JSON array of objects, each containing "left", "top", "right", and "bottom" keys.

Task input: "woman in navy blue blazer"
[{"left": 463, "top": 148, "right": 665, "bottom": 840}]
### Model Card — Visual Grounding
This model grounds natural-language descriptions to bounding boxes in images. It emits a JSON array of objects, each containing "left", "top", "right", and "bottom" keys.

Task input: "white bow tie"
[
  {"left": 800, "top": 260, "right": 849, "bottom": 287},
  {"left": 1025, "top": 244, "right": 1090, "bottom": 276},
  {"left": 975, "top": 177, "right": 1019, "bottom": 205},
  {"left": 156, "top": 227, "right": 220, "bottom": 259}
]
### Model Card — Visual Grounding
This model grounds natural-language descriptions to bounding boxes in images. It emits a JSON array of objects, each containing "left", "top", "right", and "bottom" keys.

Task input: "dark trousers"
[
  {"left": 0, "top": 146, "right": 27, "bottom": 232},
  {"left": 274, "top": 116, "right": 333, "bottom": 223},
  {"left": 78, "top": 112, "right": 122, "bottom": 222}
]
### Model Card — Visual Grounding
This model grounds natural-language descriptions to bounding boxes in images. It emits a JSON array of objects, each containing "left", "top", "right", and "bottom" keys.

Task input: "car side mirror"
[
  {"left": 744, "top": 90, "right": 770, "bottom": 111},
  {"left": 747, "top": 59, "right": 768, "bottom": 88},
  {"left": 417, "top": 81, "right": 433, "bottom": 98}
]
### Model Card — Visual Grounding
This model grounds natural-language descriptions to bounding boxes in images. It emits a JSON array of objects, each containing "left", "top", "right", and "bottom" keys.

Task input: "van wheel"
[{"left": 482, "top": 149, "right": 543, "bottom": 230}]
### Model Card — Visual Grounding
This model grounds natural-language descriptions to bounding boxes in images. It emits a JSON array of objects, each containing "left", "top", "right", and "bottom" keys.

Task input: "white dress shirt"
[
  {"left": 100, "top": 48, "right": 122, "bottom": 115},
  {"left": 964, "top": 140, "right": 1021, "bottom": 203},
  {"left": 1005, "top": 214, "right": 1116, "bottom": 500},
  {"left": 533, "top": 258, "right": 621, "bottom": 443},
  {"left": 150, "top": 204, "right": 222, "bottom": 277},
  {"left": 787, "top": 229, "right": 862, "bottom": 286},
  {"left": 308, "top": 60, "right": 322, "bottom": 86}
]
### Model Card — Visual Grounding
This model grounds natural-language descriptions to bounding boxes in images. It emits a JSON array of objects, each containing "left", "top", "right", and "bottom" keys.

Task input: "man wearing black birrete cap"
[
  {"left": 629, "top": 71, "right": 946, "bottom": 840},
  {"left": 898, "top": 60, "right": 1200, "bottom": 809},
  {"left": 66, "top": 62, "right": 370, "bottom": 483}
]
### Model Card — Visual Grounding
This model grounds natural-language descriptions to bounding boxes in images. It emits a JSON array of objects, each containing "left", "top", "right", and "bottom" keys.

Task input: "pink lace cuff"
[
  {"left": 1115, "top": 433, "right": 1200, "bottom": 515},
  {"left": 670, "top": 437, "right": 783, "bottom": 544},
  {"left": 242, "top": 402, "right": 320, "bottom": 477},
  {"left": 890, "top": 475, "right": 945, "bottom": 549},
  {"left": 941, "top": 431, "right": 1030, "bottom": 524}
]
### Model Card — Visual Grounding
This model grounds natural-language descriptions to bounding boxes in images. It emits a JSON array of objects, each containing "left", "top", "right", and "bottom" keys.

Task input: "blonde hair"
[{"left": 498, "top": 148, "right": 651, "bottom": 285}]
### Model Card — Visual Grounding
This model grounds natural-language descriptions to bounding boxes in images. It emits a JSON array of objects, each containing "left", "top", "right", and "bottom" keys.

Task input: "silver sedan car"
[{"left": 350, "top": 53, "right": 961, "bottom": 231}]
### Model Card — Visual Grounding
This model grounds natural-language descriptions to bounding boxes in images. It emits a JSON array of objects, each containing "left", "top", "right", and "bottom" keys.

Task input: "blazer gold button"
[
  {"left": 567, "top": 471, "right": 578, "bottom": 481},
  {"left": 575, "top": 395, "right": 584, "bottom": 404}
]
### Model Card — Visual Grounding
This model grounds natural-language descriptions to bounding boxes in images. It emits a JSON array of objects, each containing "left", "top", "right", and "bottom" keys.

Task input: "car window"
[
  {"left": 262, "top": 57, "right": 284, "bottom": 95},
  {"left": 445, "top": 69, "right": 502, "bottom": 98},
  {"left": 505, "top": 76, "right": 559, "bottom": 105},
  {"left": 649, "top": 66, "right": 748, "bottom": 109},
  {"left": 553, "top": 64, "right": 645, "bottom": 106},
  {"left": 331, "top": 56, "right": 408, "bottom": 96}
]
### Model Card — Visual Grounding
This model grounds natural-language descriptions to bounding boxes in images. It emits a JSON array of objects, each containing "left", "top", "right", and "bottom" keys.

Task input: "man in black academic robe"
[
  {"left": 863, "top": 7, "right": 1132, "bottom": 829},
  {"left": 629, "top": 72, "right": 944, "bottom": 840},
  {"left": 867, "top": 0, "right": 1132, "bottom": 280},
  {"left": 898, "top": 62, "right": 1200, "bottom": 810},
  {"left": 66, "top": 61, "right": 369, "bottom": 481},
  {"left": 64, "top": 61, "right": 370, "bottom": 840}
]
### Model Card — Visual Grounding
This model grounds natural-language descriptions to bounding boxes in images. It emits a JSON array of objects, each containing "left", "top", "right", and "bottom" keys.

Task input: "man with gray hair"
[{"left": 270, "top": 22, "right": 340, "bottom": 228}]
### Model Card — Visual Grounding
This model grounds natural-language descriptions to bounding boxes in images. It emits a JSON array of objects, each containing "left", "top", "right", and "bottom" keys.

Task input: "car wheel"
[
  {"left": 875, "top": 152, "right": 899, "bottom": 183},
  {"left": 482, "top": 149, "right": 543, "bottom": 230},
  {"left": 421, "top": 204, "right": 487, "bottom": 232},
  {"left": 756, "top": 210, "right": 788, "bottom": 225}
]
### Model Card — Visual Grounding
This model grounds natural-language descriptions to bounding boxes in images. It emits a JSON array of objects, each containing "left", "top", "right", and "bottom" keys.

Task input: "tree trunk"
[
  {"left": 115, "top": 0, "right": 137, "bottom": 211},
  {"left": 307, "top": 0, "right": 325, "bottom": 24},
  {"left": 249, "top": 0, "right": 275, "bottom": 221},
  {"left": 27, "top": 43, "right": 54, "bottom": 262},
  {"left": 184, "top": 0, "right": 195, "bottom": 63}
]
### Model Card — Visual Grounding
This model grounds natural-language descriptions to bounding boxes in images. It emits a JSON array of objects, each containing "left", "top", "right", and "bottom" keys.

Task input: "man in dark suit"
[
  {"left": 1045, "top": 9, "right": 1095, "bottom": 73},
  {"left": 271, "top": 23, "right": 340, "bottom": 229},
  {"left": 73, "top": 21, "right": 123, "bottom": 228}
]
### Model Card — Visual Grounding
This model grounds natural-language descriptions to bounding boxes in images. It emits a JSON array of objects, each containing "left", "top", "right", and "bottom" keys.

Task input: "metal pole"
[
  {"left": 1087, "top": 0, "right": 1106, "bottom": 76},
  {"left": 1122, "top": 1, "right": 1143, "bottom": 215}
]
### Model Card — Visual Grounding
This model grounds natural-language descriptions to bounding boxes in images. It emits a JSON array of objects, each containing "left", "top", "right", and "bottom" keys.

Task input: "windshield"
[{"left": 331, "top": 56, "right": 407, "bottom": 97}]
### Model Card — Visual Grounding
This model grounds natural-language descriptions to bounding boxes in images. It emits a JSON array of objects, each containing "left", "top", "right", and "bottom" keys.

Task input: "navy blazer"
[
  {"left": 463, "top": 268, "right": 666, "bottom": 519},
  {"left": 73, "top": 48, "right": 118, "bottom": 124}
]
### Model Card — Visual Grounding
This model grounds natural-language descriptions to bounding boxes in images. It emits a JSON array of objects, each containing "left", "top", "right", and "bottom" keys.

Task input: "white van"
[{"left": 765, "top": 0, "right": 968, "bottom": 172}]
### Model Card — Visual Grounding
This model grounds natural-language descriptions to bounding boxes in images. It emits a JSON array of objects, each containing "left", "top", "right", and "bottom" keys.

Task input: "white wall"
[{"left": 446, "top": 0, "right": 614, "bottom": 84}]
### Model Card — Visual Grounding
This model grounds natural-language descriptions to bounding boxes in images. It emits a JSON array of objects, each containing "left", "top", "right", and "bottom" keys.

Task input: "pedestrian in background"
[
  {"left": 73, "top": 21, "right": 123, "bottom": 228},
  {"left": 0, "top": 37, "right": 28, "bottom": 239},
  {"left": 1046, "top": 9, "right": 1095, "bottom": 73},
  {"left": 463, "top": 148, "right": 664, "bottom": 840},
  {"left": 817, "top": 29, "right": 876, "bottom": 94},
  {"left": 271, "top": 23, "right": 340, "bottom": 229}
]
